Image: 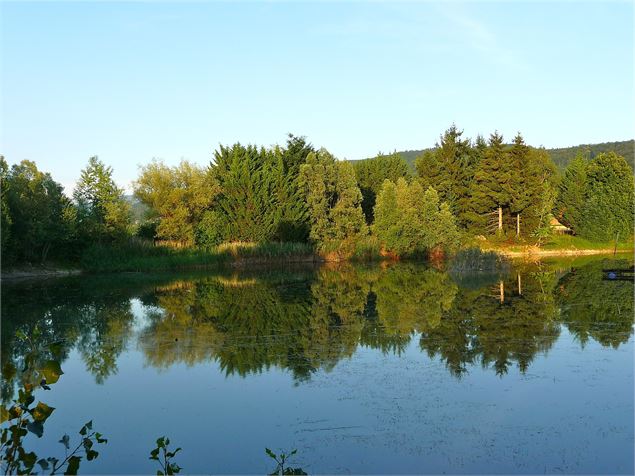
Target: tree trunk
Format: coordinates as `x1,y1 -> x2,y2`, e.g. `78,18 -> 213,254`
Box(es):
516,213 -> 520,237
41,242 -> 51,264
498,207 -> 503,232
499,280 -> 504,304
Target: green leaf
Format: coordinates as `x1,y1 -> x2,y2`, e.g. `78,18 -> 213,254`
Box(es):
59,434 -> 70,449
30,402 -> 55,422
37,458 -> 50,470
8,405 -> 23,419
15,329 -> 27,340
26,420 -> 44,437
0,405 -> 10,423
64,455 -> 81,475
265,448 -> 276,460
38,360 -> 64,385
48,341 -> 65,359
79,420 -> 92,436
86,449 -> 99,461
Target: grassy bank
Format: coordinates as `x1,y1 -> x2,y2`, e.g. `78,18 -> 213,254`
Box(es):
80,241 -> 317,272
479,234 -> 634,258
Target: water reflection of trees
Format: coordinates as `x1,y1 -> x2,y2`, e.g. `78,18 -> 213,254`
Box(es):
423,268 -> 561,377
555,259 -> 634,348
2,259 -> 633,395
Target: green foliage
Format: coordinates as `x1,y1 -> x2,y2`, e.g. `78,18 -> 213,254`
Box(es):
209,142 -> 309,243
449,248 -> 510,273
353,152 -> 410,224
299,149 -> 367,257
266,448 -> 307,475
554,153 -> 587,231
134,160 -> 219,245
556,259 -> 633,348
467,131 -> 514,232
378,139 -> 634,172
74,157 -> 131,244
79,240 -> 314,272
149,436 -> 181,475
373,179 -> 459,257
547,140 -> 634,171
1,157 -> 13,259
577,152 -> 634,241
2,159 -> 74,264
0,337 -> 106,475
415,124 -> 476,227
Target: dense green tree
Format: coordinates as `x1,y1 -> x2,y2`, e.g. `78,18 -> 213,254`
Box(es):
373,178 -> 459,257
3,160 -> 73,263
354,152 -> 410,224
509,135 -> 558,236
0,157 -> 12,258
415,125 -> 475,227
299,149 -> 367,257
577,152 -> 634,241
207,143 -> 308,244
467,132 -> 514,233
134,160 -> 219,245
74,157 -> 130,243
553,153 -> 588,232
281,134 -> 314,177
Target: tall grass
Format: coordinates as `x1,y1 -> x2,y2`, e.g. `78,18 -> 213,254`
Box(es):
542,234 -> 634,251
80,241 -> 317,273
449,247 -> 510,273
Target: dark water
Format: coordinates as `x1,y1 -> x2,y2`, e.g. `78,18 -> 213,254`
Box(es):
2,257 -> 634,474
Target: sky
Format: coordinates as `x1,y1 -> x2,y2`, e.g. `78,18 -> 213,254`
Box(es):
1,1 -> 633,193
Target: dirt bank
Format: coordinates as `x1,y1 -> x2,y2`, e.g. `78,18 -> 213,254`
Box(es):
1,268 -> 82,281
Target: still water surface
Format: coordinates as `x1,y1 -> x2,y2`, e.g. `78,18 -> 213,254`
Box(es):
2,257 -> 633,474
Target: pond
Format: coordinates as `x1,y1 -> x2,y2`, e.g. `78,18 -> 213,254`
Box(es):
1,256 -> 633,474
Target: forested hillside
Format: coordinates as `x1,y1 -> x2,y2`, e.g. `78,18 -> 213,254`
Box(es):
373,140 -> 634,171
547,140 -> 633,170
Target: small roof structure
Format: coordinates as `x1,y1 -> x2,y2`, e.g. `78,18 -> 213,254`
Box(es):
550,216 -> 571,233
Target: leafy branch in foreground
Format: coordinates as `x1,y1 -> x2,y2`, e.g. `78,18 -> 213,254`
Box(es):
266,448 -> 307,475
149,436 -> 181,475
0,333 -> 106,475
0,384 -> 107,475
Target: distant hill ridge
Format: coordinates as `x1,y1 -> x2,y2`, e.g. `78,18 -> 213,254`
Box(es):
360,139 -> 634,171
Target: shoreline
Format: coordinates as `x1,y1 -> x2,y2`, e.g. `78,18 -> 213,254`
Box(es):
2,247 -> 632,281
490,247 -> 634,258
1,268 -> 83,281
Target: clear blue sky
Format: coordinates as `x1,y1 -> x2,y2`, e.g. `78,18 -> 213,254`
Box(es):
1,1 -> 633,193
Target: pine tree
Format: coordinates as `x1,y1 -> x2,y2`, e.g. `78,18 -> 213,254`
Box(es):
415,125 -> 473,227
554,153 -> 588,232
467,131 -> 513,233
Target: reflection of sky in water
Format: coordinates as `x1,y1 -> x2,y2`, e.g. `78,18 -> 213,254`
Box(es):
3,259 -> 634,474
23,330 -> 634,474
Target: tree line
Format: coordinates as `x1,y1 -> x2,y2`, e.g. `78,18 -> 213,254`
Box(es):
1,127 -> 633,266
